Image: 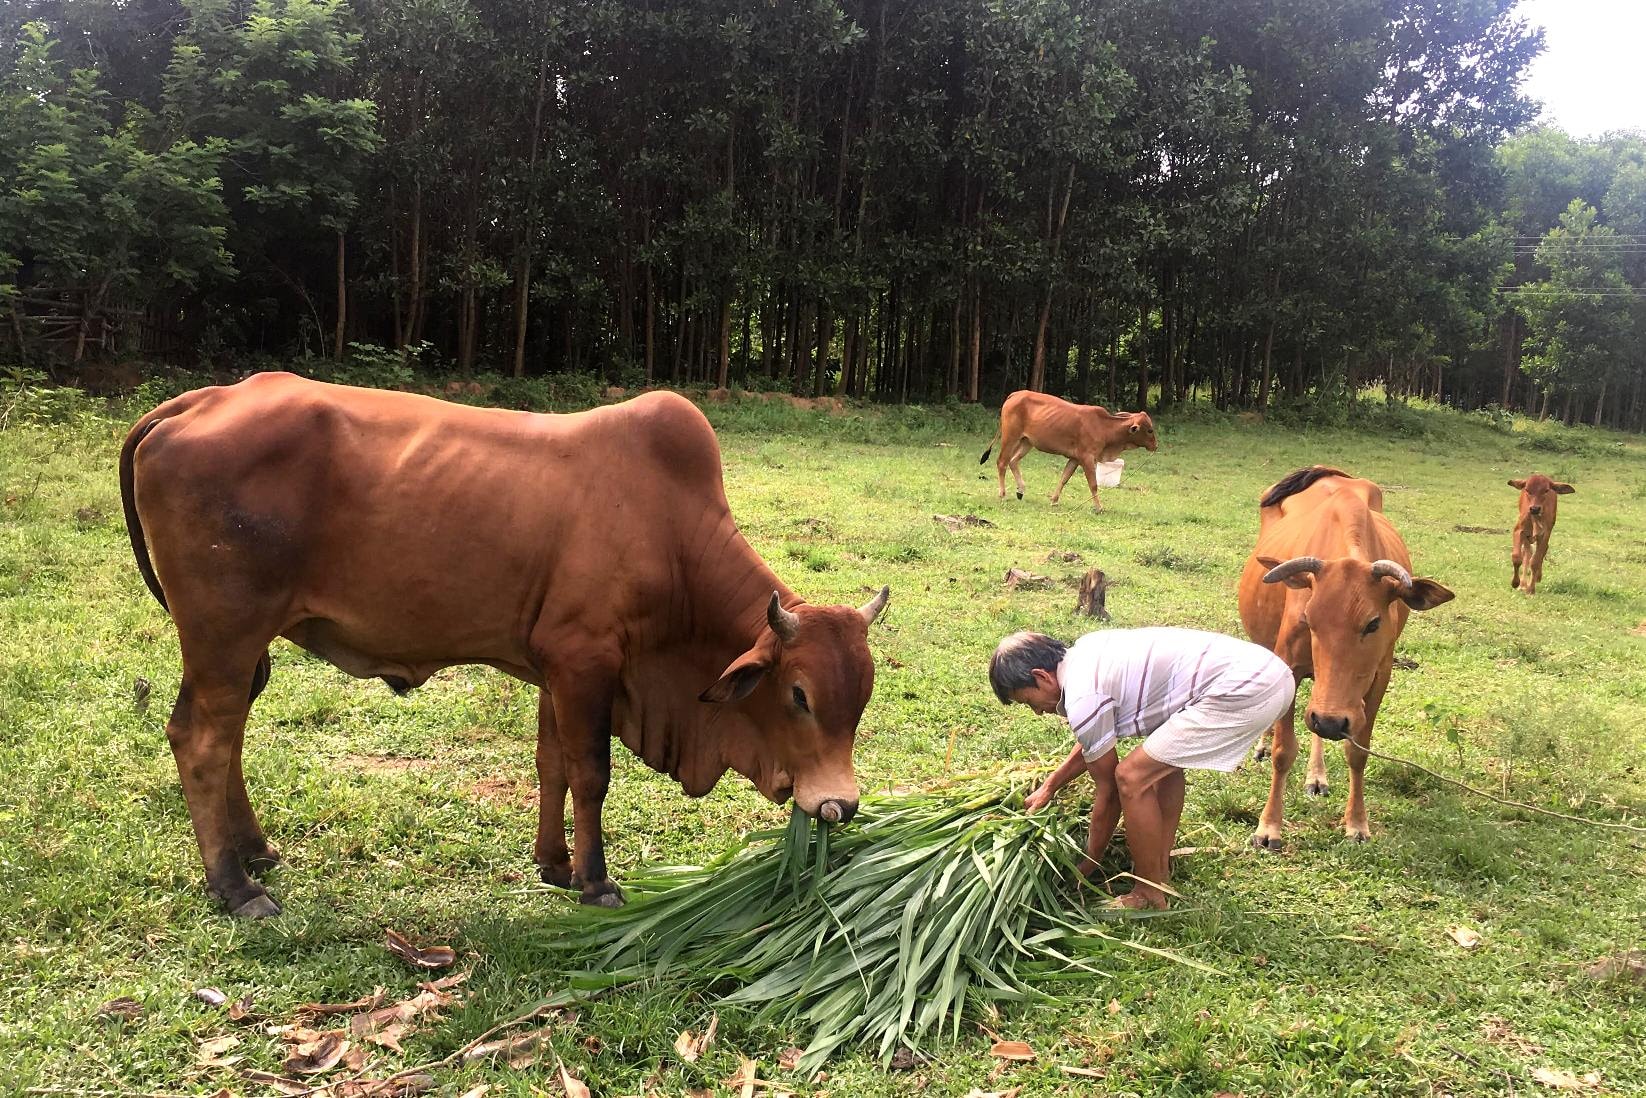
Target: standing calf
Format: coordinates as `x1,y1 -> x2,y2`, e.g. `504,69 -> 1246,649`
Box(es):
979,390 -> 1157,512
1509,474 -> 1574,595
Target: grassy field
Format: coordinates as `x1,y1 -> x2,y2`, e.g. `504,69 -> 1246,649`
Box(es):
2,381 -> 1644,1096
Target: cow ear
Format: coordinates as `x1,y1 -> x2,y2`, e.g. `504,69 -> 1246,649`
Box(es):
1128,423 -> 1139,433
1400,578 -> 1454,611
700,650 -> 772,703
1552,482 -> 1575,495
1508,479 -> 1526,490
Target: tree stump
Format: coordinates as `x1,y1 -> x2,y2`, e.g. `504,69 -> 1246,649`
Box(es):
1076,568 -> 1110,621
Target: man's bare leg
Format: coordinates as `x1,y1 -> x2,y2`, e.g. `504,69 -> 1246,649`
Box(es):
1112,747 -> 1182,909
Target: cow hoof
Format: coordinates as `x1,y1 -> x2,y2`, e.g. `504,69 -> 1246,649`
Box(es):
537,862 -> 576,889
230,893 -> 282,919
580,884 -> 625,908
1345,829 -> 1369,843
1015,491 -> 1024,501
1250,833 -> 1284,853
243,847 -> 282,875
1254,746 -> 1271,763
1305,780 -> 1329,798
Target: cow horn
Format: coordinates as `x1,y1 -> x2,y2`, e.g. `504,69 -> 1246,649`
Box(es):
858,584 -> 890,625
1369,560 -> 1412,589
1262,556 -> 1323,584
768,591 -> 800,642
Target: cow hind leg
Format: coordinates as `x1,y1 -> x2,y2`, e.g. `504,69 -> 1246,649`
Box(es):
533,692 -> 575,889
1304,732 -> 1329,797
1251,707 -> 1297,851
167,660 -> 281,918
1007,440 -> 1031,500
227,650 -> 279,873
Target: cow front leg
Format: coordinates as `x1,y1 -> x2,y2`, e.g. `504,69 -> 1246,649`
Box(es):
533,691 -> 574,889
1510,539 -> 1523,589
546,667 -> 624,908
168,671 -> 280,918
1304,732 -> 1329,797
1251,706 -> 1296,851
1081,460 -> 1104,513
1343,673 -> 1390,842
1528,539 -> 1546,595
1051,459 -> 1078,504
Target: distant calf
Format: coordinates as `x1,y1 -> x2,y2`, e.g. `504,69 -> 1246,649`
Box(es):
1510,474 -> 1574,595
979,391 -> 1157,512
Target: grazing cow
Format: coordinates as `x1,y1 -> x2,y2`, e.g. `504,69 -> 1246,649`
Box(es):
1509,474 -> 1575,595
979,391 -> 1157,512
1238,466 -> 1453,849
120,373 -> 889,917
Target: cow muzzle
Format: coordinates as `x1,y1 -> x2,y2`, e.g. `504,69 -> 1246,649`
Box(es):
817,798 -> 858,825
1306,711 -> 1351,741
1528,505 -> 1543,517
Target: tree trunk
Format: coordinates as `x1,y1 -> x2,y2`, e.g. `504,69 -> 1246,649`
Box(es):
1136,300 -> 1150,410
1593,377 -> 1607,426
643,259 -> 655,383
1257,314 -> 1275,410
717,297 -> 731,390
1107,327 -> 1117,407
333,231 -> 347,360
967,280 -> 982,402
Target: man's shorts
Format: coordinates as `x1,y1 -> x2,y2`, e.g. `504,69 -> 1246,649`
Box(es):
1138,663 -> 1296,772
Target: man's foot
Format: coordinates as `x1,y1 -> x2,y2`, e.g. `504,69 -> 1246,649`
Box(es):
1109,889 -> 1168,911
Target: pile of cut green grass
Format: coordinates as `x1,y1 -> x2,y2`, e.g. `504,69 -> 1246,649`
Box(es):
538,773 -> 1208,1074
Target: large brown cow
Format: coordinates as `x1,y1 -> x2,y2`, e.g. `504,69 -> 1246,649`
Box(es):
120,373 -> 889,917
979,391 -> 1157,512
1509,473 -> 1575,595
1238,466 -> 1453,850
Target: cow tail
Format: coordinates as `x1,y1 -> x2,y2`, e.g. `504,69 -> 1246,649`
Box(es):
120,412 -> 169,613
979,432 -> 998,465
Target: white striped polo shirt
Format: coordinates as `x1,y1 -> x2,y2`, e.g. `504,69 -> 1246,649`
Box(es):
1057,627 -> 1290,760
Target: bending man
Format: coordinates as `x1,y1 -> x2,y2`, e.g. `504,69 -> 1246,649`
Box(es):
990,628 -> 1293,909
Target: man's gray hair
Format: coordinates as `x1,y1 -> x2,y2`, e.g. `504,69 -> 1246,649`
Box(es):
989,631 -> 1067,704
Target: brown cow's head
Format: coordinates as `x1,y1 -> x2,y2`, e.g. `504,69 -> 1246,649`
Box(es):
1259,556 -> 1452,742
699,587 -> 888,824
1509,474 -> 1573,521
1127,412 -> 1158,452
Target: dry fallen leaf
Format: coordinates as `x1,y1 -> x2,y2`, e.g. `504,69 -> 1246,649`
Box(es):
964,1089 -> 1021,1098
560,1062 -> 593,1098
197,1034 -> 242,1065
989,1040 -> 1036,1062
421,970 -> 470,992
96,997 -> 144,1021
195,987 -> 229,1007
300,987 -> 387,1017
1532,1067 -> 1601,1090
1446,924 -> 1482,950
228,994 -> 257,1022
383,928 -> 457,970
463,1028 -> 553,1065
777,1046 -> 805,1072
456,1087 -> 491,1098
283,1031 -> 352,1075
888,1048 -> 918,1071
1059,1065 -> 1105,1078
241,1070 -> 309,1096
673,1014 -> 719,1062
1106,998 -> 1123,1015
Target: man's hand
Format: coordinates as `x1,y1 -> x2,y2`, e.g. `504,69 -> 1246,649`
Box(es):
1024,784 -> 1055,813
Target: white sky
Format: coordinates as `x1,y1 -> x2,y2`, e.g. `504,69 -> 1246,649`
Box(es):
1516,0 -> 1646,136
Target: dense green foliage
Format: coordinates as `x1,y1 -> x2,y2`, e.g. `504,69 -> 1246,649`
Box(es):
1,0 -> 1643,425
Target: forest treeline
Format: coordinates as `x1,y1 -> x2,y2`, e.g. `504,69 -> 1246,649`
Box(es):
2,0 -> 1644,426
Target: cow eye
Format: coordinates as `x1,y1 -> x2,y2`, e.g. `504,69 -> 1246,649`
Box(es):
1362,618 -> 1381,636
792,686 -> 810,712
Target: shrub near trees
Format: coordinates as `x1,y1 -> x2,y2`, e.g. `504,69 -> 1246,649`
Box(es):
1,0 -> 1642,427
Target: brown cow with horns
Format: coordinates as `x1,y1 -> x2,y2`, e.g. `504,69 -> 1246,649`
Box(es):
1239,466 -> 1453,850
121,373 -> 889,917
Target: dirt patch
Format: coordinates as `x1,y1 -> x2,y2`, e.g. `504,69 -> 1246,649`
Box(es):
1480,1014 -> 1542,1056
471,776 -> 537,807
1453,524 -> 1508,535
338,754 -> 438,774
1632,622 -> 1646,638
